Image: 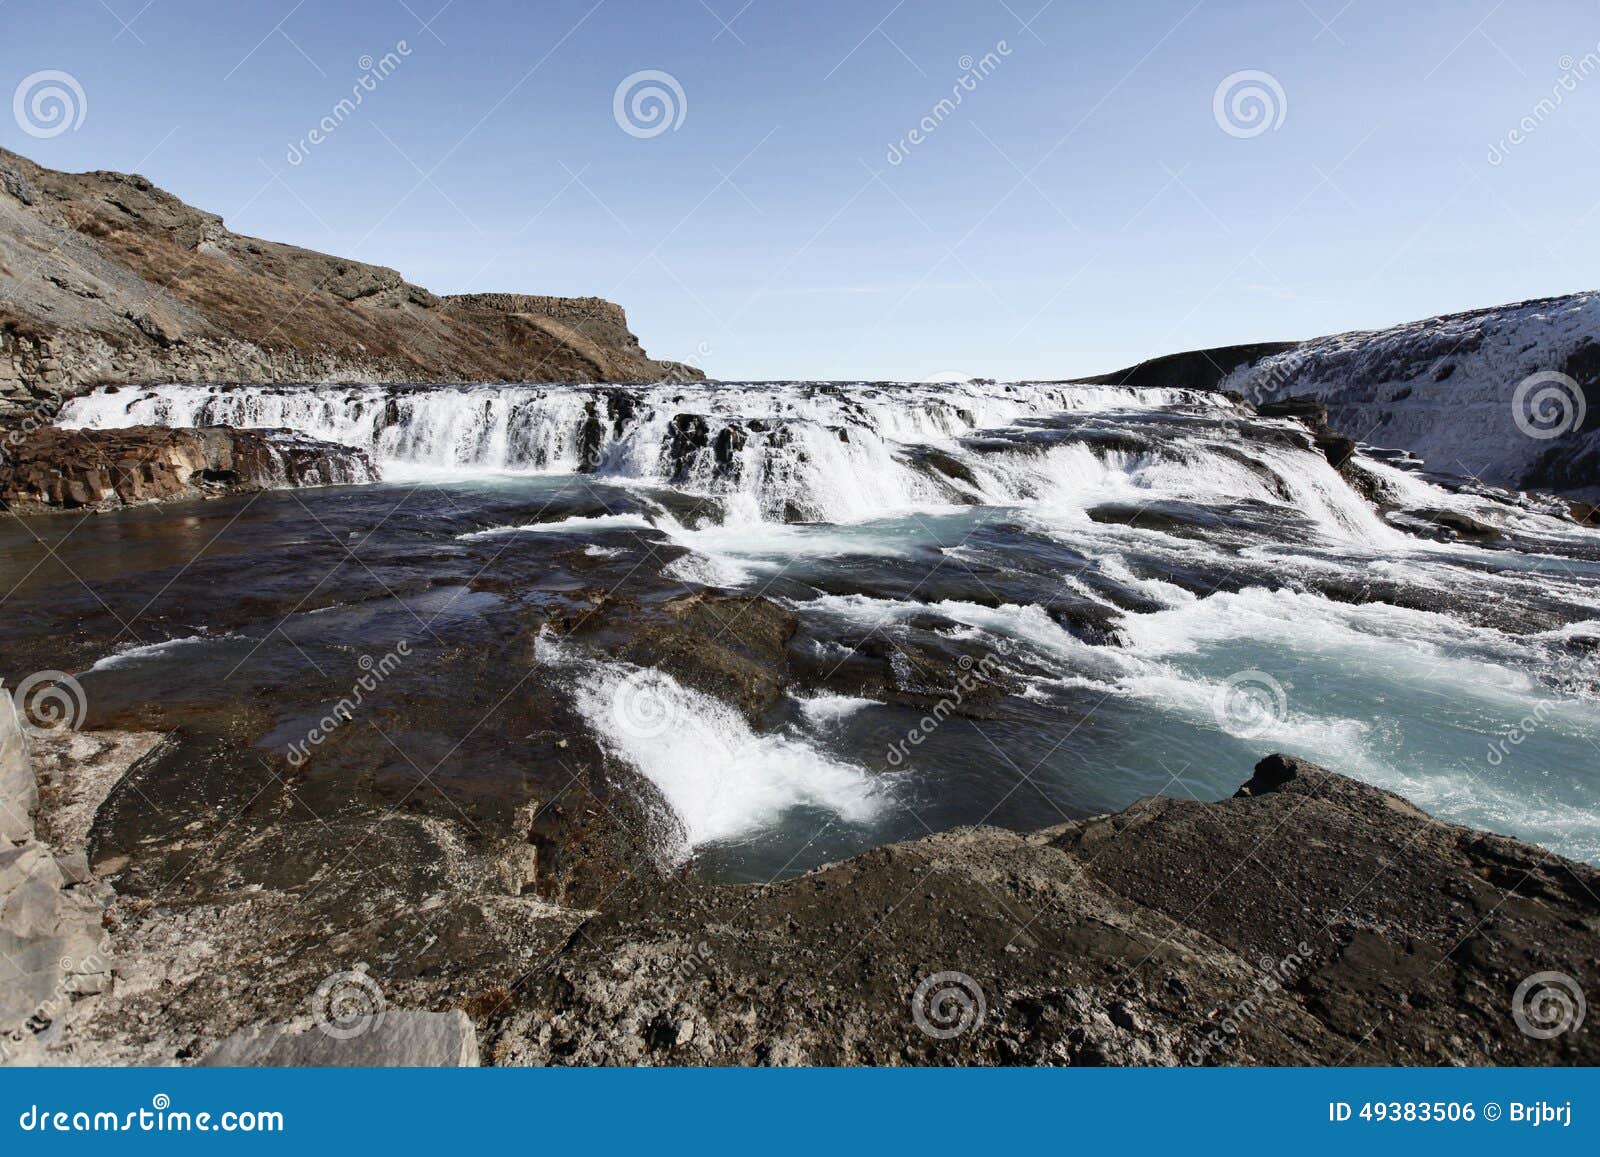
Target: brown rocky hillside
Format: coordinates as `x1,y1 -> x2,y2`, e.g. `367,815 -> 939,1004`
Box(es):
0,147 -> 699,424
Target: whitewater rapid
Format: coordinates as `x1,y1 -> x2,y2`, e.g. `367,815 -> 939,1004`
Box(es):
55,379 -> 1600,868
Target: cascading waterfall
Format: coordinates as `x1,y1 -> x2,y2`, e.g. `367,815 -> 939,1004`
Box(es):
60,380 -> 1400,537
42,377 -> 1600,869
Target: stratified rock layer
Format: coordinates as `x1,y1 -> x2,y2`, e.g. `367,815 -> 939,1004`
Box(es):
0,424 -> 376,511
202,1011 -> 478,1067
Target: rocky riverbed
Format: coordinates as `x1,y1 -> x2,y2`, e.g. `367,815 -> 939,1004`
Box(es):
2,374 -> 1596,1067
6,683 -> 1596,1066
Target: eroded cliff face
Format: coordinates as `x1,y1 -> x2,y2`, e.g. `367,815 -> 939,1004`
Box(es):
0,425 -> 377,512
0,147 -> 701,424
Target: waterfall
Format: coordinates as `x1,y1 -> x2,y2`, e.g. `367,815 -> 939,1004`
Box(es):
58,379 -> 1409,544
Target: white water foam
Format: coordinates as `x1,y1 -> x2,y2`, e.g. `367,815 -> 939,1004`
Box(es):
457,512 -> 658,540
544,636 -> 888,858
793,693 -> 882,728
88,633 -> 241,671
59,380 -> 1218,524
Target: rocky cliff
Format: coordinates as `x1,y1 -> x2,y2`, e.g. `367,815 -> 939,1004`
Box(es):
0,147 -> 701,426
1085,294 -> 1600,498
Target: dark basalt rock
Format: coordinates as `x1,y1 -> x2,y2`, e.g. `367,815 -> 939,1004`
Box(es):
1233,751 -> 1310,796
712,424 -> 747,478
1392,507 -> 1501,542
1257,396 -> 1356,468
550,590 -> 798,721
577,403 -> 606,472
489,754 -> 1600,1066
604,388 -> 642,437
665,413 -> 711,482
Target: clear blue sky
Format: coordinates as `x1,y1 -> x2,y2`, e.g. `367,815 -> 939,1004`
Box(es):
7,0 -> 1600,379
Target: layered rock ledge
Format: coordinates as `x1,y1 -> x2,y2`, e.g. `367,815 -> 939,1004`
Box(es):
0,424 -> 376,512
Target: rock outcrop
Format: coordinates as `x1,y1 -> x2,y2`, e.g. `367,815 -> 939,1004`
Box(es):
487,755 -> 1600,1067
0,424 -> 376,511
0,422 -> 376,512
0,146 -> 701,428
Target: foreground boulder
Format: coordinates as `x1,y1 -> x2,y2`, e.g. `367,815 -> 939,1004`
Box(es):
0,424 -> 376,511
1,695 -> 116,1066
488,755 -> 1599,1066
